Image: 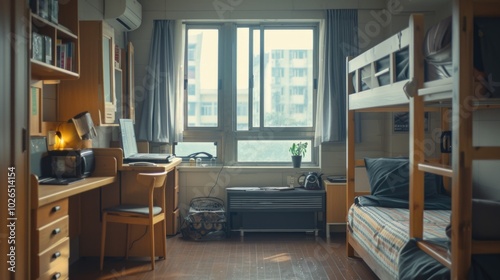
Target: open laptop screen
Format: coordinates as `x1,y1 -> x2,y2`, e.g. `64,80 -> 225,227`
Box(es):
119,119 -> 139,158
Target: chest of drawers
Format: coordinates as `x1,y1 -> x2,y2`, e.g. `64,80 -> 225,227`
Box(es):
32,199 -> 70,280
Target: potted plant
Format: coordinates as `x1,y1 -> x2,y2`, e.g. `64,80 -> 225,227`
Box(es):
289,142 -> 307,168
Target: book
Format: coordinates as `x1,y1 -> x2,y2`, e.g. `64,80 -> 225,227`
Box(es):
326,176 -> 347,183
32,32 -> 44,62
38,0 -> 49,20
44,35 -> 52,64
49,0 -> 58,24
58,43 -> 66,69
66,42 -> 72,71
114,45 -> 121,68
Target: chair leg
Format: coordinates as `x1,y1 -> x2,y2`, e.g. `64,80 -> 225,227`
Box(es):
162,218 -> 167,259
125,224 -> 131,260
100,214 -> 107,271
150,224 -> 155,270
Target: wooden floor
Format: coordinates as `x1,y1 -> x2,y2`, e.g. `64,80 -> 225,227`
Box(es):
71,231 -> 378,280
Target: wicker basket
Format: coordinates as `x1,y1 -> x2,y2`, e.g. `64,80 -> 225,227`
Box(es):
181,197 -> 226,241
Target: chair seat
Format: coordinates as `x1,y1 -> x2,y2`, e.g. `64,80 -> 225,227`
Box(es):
104,204 -> 162,216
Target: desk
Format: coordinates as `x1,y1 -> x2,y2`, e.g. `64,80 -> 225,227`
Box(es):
30,148 -> 119,280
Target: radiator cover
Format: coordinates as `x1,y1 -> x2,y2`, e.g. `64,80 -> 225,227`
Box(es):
226,188 -> 326,235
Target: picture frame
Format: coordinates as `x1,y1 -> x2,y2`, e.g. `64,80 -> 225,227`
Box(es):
393,112 -> 429,132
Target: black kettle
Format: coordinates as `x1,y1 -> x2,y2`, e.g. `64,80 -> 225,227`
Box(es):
300,172 -> 324,190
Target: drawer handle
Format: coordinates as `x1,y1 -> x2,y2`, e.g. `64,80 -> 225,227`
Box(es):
52,228 -> 61,235
52,272 -> 61,280
52,206 -> 61,212
52,251 -> 61,259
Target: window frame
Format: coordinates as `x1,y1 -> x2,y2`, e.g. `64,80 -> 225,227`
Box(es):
181,21 -> 320,166
183,24 -> 223,131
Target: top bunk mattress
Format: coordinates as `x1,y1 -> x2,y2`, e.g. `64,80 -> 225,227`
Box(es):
349,15 -> 500,107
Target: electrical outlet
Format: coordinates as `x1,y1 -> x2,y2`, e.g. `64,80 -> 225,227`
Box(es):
287,176 -> 295,186
47,131 -> 56,146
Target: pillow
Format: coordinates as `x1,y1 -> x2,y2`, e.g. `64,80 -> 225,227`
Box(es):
364,157 -> 442,199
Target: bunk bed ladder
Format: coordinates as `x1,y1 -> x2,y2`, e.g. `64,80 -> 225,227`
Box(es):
412,1 -> 500,278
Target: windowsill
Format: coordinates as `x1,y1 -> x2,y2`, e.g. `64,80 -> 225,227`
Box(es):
177,163 -> 321,172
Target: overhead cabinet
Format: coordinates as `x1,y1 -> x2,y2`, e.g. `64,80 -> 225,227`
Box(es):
58,21 -> 117,125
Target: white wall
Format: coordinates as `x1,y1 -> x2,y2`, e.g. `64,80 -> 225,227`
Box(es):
473,110 -> 500,200
75,0 -> 500,227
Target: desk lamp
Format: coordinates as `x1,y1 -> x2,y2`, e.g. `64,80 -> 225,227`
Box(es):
72,111 -> 97,148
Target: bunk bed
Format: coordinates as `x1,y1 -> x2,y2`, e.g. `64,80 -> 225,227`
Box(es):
345,1 -> 500,279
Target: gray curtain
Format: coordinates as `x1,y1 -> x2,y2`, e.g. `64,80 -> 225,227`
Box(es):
137,20 -> 176,143
315,9 -> 360,144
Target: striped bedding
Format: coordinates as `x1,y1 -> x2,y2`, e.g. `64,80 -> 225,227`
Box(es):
348,204 -> 450,279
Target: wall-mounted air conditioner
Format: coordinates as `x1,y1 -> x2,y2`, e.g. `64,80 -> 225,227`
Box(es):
105,0 -> 142,31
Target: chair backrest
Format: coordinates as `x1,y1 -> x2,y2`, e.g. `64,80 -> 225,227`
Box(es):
136,172 -> 168,189
136,172 -> 168,216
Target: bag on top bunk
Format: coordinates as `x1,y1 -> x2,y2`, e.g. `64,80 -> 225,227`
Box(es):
424,16 -> 500,98
424,16 -> 453,81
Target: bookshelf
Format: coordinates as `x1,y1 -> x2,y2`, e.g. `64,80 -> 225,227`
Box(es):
30,0 -> 79,80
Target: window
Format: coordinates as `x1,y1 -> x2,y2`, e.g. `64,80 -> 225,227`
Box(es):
185,28 -> 219,128
181,23 -> 318,165
175,142 -> 217,158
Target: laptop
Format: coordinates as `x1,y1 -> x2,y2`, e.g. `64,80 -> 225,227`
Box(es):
30,136 -> 84,185
119,119 -> 174,163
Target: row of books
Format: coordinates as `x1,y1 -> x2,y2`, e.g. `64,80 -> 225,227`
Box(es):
32,31 -> 75,71
30,0 -> 58,24
56,40 -> 76,71
32,32 -> 52,65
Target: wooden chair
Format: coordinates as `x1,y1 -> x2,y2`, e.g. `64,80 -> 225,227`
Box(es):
100,171 -> 168,270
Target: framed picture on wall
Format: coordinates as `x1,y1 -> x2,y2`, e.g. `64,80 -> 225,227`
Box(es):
393,112 -> 429,132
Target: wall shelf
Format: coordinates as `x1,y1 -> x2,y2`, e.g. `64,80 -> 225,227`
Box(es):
30,0 -> 79,80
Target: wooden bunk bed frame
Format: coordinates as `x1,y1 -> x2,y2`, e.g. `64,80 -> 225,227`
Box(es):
345,1 -> 500,279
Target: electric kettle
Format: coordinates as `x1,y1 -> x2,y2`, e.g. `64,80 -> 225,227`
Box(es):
299,172 -> 324,190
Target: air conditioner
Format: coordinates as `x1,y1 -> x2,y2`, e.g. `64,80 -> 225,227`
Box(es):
105,0 -> 142,31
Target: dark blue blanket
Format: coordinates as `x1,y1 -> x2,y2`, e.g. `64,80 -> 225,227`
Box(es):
398,239 -> 500,280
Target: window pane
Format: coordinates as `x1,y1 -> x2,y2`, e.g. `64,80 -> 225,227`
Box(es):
174,142 -> 217,158
263,29 -> 313,128
236,28 -> 249,131
252,29 -> 261,128
237,140 -> 311,162
186,29 -> 219,127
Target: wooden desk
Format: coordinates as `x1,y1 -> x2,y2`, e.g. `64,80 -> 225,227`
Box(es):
33,177 -> 116,208
30,148 -> 119,280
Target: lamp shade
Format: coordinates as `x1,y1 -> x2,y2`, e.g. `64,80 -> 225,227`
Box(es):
72,111 -> 97,140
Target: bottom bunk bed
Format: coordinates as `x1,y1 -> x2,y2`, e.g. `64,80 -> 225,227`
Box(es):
347,158 -> 500,280
348,204 -> 449,279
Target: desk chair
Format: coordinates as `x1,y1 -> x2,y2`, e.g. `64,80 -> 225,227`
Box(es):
100,171 -> 168,270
